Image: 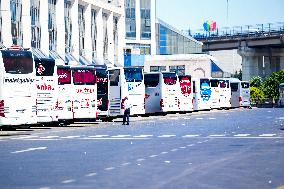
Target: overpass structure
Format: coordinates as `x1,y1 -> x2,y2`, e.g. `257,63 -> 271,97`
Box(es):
194,23 -> 284,80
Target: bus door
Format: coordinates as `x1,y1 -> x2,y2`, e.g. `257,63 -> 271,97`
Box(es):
230,79 -> 240,108
108,68 -> 126,117
57,65 -> 73,122
72,66 -> 97,120
96,68 -> 109,118
210,79 -> 221,109
161,72 -> 179,112
240,82 -> 250,107
144,73 -> 161,114
35,58 -> 58,123
0,49 -> 36,127
124,67 -> 145,115
178,75 -> 193,112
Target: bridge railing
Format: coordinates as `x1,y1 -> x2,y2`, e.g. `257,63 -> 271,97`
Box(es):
193,22 -> 284,41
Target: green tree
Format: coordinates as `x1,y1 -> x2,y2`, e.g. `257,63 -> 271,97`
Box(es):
263,69 -> 284,100
250,76 -> 263,88
250,87 -> 265,104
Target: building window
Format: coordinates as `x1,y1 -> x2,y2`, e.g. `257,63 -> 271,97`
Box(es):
140,0 -> 151,40
113,16 -> 118,64
64,0 -> 72,53
127,43 -> 151,55
125,0 -> 136,38
78,5 -> 85,56
10,0 -> 23,45
103,12 -> 108,60
48,0 -> 57,51
150,66 -> 166,72
170,65 -> 185,76
91,10 -> 97,59
30,0 -> 41,48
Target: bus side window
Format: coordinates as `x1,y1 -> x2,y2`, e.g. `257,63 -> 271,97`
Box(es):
109,70 -> 120,86
193,81 -> 196,93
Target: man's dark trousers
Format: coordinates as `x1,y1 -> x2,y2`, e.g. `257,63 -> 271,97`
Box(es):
123,108 -> 130,125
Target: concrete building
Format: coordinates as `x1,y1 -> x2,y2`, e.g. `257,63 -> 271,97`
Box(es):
144,54 -> 227,78
0,0 -> 125,66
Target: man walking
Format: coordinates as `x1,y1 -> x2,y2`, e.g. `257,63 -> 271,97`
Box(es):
122,96 -> 131,125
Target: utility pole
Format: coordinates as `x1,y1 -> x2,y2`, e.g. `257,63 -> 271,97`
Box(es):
226,0 -> 229,26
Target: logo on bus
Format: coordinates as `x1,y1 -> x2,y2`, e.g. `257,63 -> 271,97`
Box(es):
96,78 -> 107,83
128,83 -> 142,91
58,73 -> 68,79
36,84 -> 54,91
76,88 -> 96,94
4,77 -> 35,84
200,82 -> 211,101
36,63 -> 45,75
180,77 -> 191,97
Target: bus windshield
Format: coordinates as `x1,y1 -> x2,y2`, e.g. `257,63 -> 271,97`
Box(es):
144,74 -> 159,87
163,73 -> 177,85
57,67 -> 71,85
2,50 -> 33,74
241,82 -> 249,88
73,69 -> 96,85
124,68 -> 143,82
35,60 -> 55,76
230,83 -> 239,92
96,69 -> 108,95
210,79 -> 219,87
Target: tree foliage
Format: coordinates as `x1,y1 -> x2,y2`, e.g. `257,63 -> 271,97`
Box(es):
263,69 -> 284,99
250,87 -> 265,103
250,76 -> 263,88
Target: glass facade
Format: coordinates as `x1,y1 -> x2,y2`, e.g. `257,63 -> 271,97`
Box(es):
48,0 -> 57,51
10,0 -> 23,45
30,0 -> 41,48
169,65 -> 185,76
102,12 -> 108,59
156,20 -> 202,55
140,0 -> 151,39
91,9 -> 97,59
125,0 -> 136,38
78,5 -> 85,56
64,0 -> 71,53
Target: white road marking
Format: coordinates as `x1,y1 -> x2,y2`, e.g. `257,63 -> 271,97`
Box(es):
22,138 -> 60,141
179,146 -> 186,149
121,162 -> 131,166
164,161 -> 171,164
104,167 -> 115,171
38,187 -> 51,189
209,134 -> 226,137
182,135 -> 200,138
136,158 -> 146,162
208,117 -> 216,120
259,134 -> 276,137
277,117 -> 284,120
39,136 -> 59,139
61,179 -> 76,184
182,124 -> 186,126
80,137 -> 148,140
61,136 -> 80,139
133,135 -> 153,138
196,118 -> 203,120
184,117 -> 191,120
85,173 -> 97,177
161,152 -> 168,154
234,134 -> 251,137
88,135 -> 109,138
11,147 -> 47,154
197,141 -> 203,144
171,149 -> 178,152
149,155 -> 158,158
158,135 -> 176,138
111,135 -> 131,138
187,144 -> 195,147
11,136 -> 39,140
171,117 -> 179,120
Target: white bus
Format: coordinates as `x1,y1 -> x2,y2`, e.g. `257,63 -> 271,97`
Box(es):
0,46 -> 37,128
192,78 -> 211,111
240,81 -> 250,107
124,67 -> 145,115
71,65 -> 97,121
219,79 -> 231,109
278,83 -> 284,107
34,56 -> 59,125
210,78 -> 221,109
95,66 -> 109,119
108,67 -> 128,117
178,75 -> 193,112
57,65 -> 74,124
144,72 -> 180,114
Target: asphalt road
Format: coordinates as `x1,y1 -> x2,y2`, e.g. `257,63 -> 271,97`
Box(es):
0,108 -> 284,189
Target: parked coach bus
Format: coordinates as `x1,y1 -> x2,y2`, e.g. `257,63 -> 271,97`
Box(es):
34,54 -> 60,125
210,78 -> 221,109
240,81 -> 250,107
192,78 -> 211,111
178,75 -> 193,112
279,83 -> 284,107
0,46 -> 37,128
144,72 -> 180,114
229,78 -> 241,108
219,79 -> 231,109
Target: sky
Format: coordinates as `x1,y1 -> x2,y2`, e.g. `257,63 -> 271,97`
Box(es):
156,0 -> 284,33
